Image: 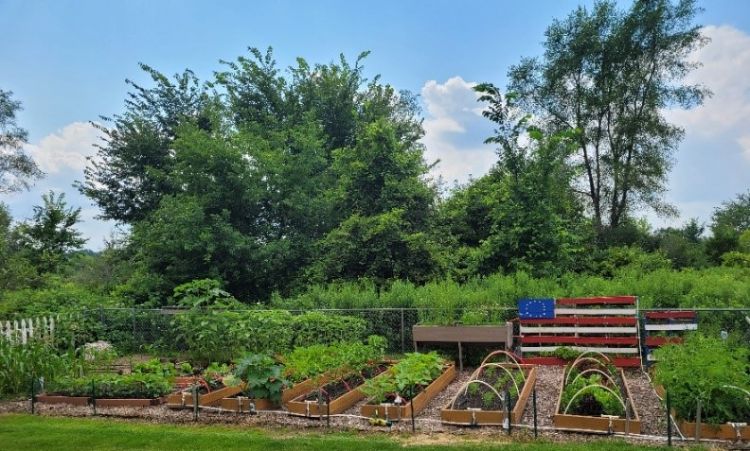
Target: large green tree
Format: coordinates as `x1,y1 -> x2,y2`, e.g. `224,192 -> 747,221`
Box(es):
14,191 -> 86,273
0,89 -> 42,194
507,0 -> 707,235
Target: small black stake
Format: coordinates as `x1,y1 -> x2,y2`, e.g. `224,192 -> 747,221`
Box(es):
91,379 -> 96,416
30,374 -> 36,415
410,387 -> 416,433
666,390 -> 672,447
532,388 -> 538,438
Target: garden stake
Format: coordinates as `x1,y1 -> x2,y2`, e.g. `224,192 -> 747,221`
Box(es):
192,385 -> 199,422
30,374 -> 36,415
410,387 -> 415,433
625,398 -> 631,436
326,393 -> 330,428
505,389 -> 511,435
532,388 -> 538,438
91,379 -> 96,416
666,390 -> 672,447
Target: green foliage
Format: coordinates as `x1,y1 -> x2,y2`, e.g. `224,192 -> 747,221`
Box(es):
52,372 -> 172,399
172,279 -> 243,309
282,337 -> 386,384
233,354 -> 288,403
560,372 -> 625,417
653,334 -> 750,424
0,89 -> 42,194
289,312 -> 367,348
132,358 -> 176,378
506,0 -> 706,231
13,192 -> 87,274
0,339 -> 81,397
361,352 -> 445,403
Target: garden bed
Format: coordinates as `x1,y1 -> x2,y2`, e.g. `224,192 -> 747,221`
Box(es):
678,421 -> 750,440
36,395 -> 89,406
360,363 -> 457,421
441,363 -> 536,426
553,355 -> 641,434
287,363 -> 391,417
218,396 -> 277,412
166,384 -> 243,409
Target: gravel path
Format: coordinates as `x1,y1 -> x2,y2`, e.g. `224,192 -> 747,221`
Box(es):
520,365 -> 563,428
624,369 -> 667,436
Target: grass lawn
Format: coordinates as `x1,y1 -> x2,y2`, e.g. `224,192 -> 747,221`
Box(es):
0,414 -> 693,451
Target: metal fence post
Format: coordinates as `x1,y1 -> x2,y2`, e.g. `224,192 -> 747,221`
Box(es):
532,388 -> 538,438
400,308 -> 405,353
91,379 -> 96,416
30,374 -> 36,415
505,389 -> 512,435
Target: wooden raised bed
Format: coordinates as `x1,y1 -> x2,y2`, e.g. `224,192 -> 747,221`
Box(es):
360,364 -> 457,421
94,397 -> 163,407
36,395 -> 89,406
441,364 -> 536,426
288,365 -> 393,417
166,384 -> 244,409
679,421 -> 750,441
553,368 -> 641,434
218,397 -> 277,412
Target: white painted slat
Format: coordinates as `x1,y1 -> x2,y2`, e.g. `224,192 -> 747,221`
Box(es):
521,346 -> 639,354
645,324 -> 697,331
520,326 -> 637,334
555,308 -> 637,316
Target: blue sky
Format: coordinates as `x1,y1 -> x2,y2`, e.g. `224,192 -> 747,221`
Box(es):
1,0 -> 749,249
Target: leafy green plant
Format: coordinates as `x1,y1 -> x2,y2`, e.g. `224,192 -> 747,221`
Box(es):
233,354 -> 288,403
0,338 -> 83,397
481,390 -> 495,409
132,358 -> 175,378
654,333 -> 750,424
51,373 -> 172,399
361,352 -> 445,404
560,372 -> 625,417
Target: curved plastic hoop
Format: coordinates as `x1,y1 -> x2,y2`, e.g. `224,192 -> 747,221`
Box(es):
565,356 -> 614,385
570,351 -> 611,368
450,380 -> 505,409
569,368 -> 617,388
472,362 -> 526,384
720,384 -> 750,400
480,350 -> 522,367
563,383 -> 627,415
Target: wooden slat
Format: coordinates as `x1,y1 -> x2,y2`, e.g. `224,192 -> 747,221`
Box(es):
520,317 -> 636,326
645,324 -> 697,331
521,346 -> 639,354
644,311 -> 696,320
520,336 -> 638,345
556,296 -> 636,305
555,308 -> 636,316
520,326 -> 637,334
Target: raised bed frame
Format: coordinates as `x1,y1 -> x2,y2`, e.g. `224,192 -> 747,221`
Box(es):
360,364 -> 457,421
287,365 -> 393,418
553,365 -> 641,434
441,363 -> 536,426
678,421 -> 750,441
218,396 -> 277,412
166,384 -> 244,409
36,394 -> 164,407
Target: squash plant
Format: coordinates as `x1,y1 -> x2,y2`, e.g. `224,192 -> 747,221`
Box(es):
233,354 -> 288,403
654,333 -> 750,424
362,351 -> 445,403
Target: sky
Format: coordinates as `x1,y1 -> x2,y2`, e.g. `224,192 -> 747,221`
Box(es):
1,0 -> 749,250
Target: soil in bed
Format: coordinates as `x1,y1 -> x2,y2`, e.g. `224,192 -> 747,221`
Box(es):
304,364 -> 388,402
450,368 -> 523,411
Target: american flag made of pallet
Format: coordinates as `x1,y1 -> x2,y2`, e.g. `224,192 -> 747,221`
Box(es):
641,310 -> 698,362
518,296 -> 641,367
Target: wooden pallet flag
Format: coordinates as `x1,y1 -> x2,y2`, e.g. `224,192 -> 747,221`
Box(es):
518,296 -> 641,367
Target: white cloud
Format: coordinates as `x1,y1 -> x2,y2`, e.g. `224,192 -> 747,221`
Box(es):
25,121 -> 101,174
420,76 -> 496,185
660,24 -> 750,226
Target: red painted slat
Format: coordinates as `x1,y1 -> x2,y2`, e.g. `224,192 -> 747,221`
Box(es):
645,336 -> 684,346
644,311 -> 696,320
556,296 -> 636,305
521,356 -> 641,368
521,336 -> 639,345
520,316 -> 637,326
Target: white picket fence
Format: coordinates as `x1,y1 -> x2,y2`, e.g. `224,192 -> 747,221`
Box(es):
1,316 -> 56,345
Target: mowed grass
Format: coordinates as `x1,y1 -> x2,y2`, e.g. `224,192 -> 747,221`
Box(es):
0,414 -> 691,451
